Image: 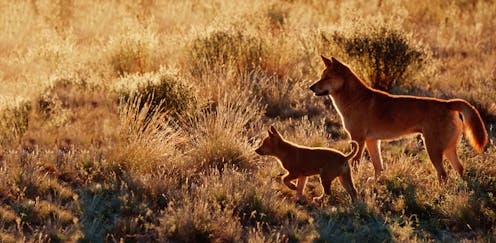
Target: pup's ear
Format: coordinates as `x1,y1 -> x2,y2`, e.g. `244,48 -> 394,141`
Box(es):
321,55 -> 333,67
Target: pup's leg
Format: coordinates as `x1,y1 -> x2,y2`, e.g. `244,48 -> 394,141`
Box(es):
282,173 -> 297,190
365,139 -> 384,181
314,172 -> 337,201
296,176 -> 307,199
339,171 -> 357,202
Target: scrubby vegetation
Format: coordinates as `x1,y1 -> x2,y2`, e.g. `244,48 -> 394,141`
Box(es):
0,0 -> 495,241
328,24 -> 428,91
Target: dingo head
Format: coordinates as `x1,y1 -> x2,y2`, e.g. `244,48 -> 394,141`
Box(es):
309,56 -> 347,96
255,126 -> 283,156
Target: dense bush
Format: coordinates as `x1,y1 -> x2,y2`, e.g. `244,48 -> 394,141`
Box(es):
119,71 -> 197,118
330,26 -> 427,91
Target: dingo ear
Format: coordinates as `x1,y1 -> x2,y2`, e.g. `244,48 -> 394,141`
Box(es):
269,126 -> 282,139
269,125 -> 276,135
321,55 -> 333,67
331,57 -> 345,68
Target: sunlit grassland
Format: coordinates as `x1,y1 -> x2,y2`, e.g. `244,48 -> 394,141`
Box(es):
0,0 -> 495,241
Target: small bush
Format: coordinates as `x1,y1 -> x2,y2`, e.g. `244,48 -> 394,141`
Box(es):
119,70 -> 197,119
190,30 -> 267,76
108,26 -> 160,76
330,26 -> 427,91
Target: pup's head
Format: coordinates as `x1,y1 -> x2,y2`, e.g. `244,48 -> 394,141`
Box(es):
309,55 -> 348,96
255,126 -> 283,156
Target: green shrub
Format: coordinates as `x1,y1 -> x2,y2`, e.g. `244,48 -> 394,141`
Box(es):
330,26 -> 427,91
190,30 -> 267,76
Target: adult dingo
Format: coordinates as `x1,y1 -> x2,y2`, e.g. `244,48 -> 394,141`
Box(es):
310,56 -> 488,183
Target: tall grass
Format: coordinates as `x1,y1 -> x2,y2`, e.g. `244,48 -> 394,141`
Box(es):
0,0 -> 495,241
184,92 -> 263,172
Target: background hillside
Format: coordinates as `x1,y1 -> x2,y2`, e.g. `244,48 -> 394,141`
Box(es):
0,0 -> 495,241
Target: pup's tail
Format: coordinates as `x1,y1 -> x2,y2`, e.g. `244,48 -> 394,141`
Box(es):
448,99 -> 488,152
345,140 -> 360,161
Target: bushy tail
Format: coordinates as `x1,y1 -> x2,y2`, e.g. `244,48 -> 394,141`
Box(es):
345,140 -> 360,161
448,99 -> 488,152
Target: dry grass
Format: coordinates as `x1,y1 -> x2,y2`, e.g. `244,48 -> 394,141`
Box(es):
0,0 -> 495,241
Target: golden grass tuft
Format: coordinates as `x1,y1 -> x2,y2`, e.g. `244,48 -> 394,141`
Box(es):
185,92 -> 263,172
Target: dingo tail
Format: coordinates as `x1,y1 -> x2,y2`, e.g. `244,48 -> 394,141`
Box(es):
345,140 -> 360,161
448,99 -> 488,152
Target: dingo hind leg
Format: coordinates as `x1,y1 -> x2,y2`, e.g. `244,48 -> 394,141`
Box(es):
443,120 -> 464,177
423,132 -> 448,183
445,146 -> 464,177
425,110 -> 465,182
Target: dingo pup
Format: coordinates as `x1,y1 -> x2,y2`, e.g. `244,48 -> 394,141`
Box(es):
310,56 -> 488,183
255,126 -> 358,202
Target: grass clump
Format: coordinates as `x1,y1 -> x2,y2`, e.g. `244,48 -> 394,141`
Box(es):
329,25 -> 428,91
78,183 -> 121,242
111,96 -> 185,174
190,30 -> 267,76
108,25 -> 160,76
159,198 -> 242,242
118,70 -> 197,118
185,94 -> 262,172
0,100 -> 31,145
315,204 -> 393,242
247,70 -> 320,119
